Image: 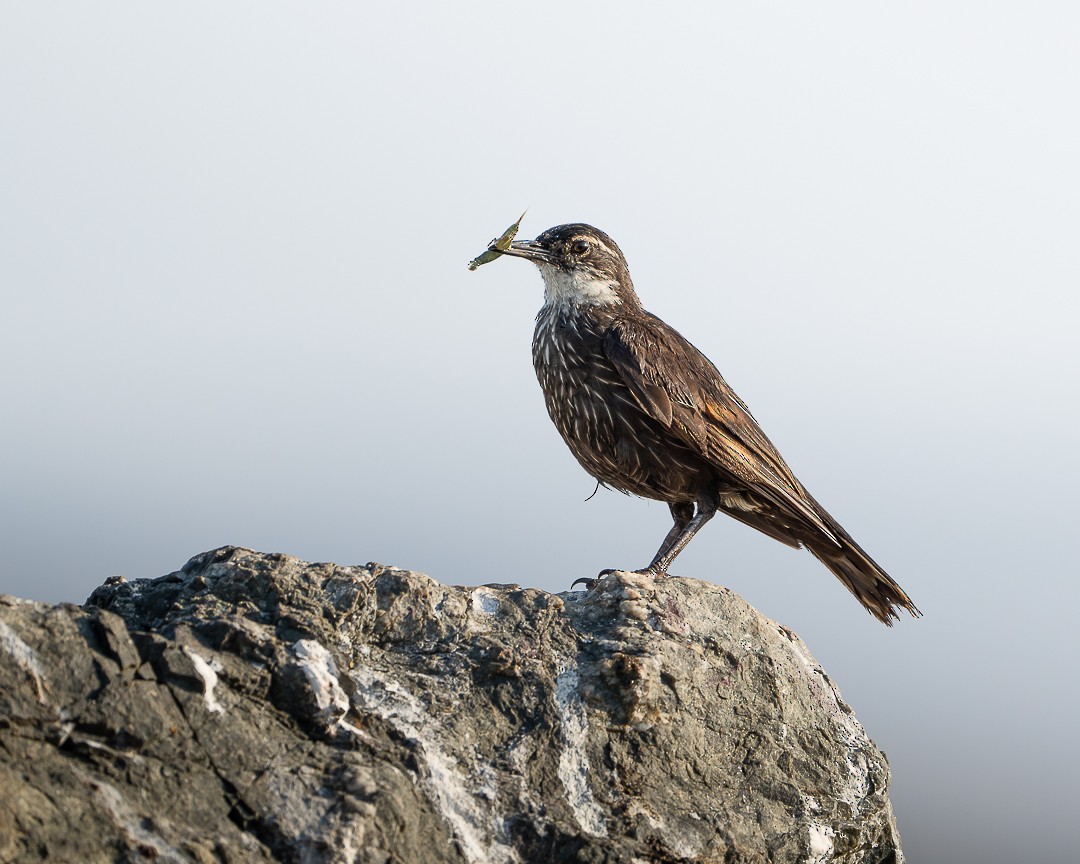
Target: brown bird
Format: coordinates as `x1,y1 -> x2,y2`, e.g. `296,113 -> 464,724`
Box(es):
501,223 -> 919,625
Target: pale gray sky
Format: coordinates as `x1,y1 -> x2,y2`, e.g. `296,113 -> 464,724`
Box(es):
3,4 -> 1078,860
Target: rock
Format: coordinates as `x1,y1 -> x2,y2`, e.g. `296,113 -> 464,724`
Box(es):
0,546 -> 902,863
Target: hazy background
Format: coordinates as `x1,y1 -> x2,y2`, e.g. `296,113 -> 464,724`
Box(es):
3,3 -> 1077,860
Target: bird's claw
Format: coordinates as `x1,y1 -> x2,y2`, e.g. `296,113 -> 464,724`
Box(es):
571,566 -> 664,592
575,567 -> 622,590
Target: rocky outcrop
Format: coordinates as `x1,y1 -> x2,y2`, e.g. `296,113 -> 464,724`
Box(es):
0,547 -> 902,863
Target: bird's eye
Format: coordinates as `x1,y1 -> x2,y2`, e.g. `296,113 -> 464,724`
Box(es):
572,239 -> 591,255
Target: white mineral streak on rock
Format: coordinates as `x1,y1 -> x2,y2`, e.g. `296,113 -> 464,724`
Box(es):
624,801 -> 701,859
0,619 -> 46,702
85,774 -> 188,863
554,668 -> 608,838
182,647 -> 224,714
292,639 -> 350,724
785,636 -> 871,809
350,665 -> 520,864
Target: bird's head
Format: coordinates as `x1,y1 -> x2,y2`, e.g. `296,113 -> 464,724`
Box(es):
503,223 -> 639,310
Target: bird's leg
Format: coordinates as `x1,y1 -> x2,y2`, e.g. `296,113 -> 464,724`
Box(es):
573,502 -> 699,589
648,502 -> 695,566
643,497 -> 718,576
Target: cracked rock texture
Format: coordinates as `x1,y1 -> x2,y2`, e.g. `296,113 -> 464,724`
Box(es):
0,546 -> 902,863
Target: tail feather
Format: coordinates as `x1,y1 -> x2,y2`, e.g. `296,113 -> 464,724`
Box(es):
806,531 -> 920,626
720,488 -> 920,625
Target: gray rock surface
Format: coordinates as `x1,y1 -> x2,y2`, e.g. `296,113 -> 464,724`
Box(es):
0,546 -> 902,863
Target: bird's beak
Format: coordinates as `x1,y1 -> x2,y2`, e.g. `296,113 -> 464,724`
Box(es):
502,239 -> 553,264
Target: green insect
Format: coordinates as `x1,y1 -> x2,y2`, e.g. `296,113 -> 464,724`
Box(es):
468,210 -> 527,271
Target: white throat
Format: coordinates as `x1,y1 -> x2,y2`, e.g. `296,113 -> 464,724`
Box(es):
537,264 -> 621,310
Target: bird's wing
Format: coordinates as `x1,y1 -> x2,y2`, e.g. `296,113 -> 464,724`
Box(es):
604,313 -> 839,544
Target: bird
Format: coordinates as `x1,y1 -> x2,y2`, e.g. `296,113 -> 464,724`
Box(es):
499,222 -> 919,625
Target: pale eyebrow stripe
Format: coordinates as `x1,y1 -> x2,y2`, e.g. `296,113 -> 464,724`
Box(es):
575,236 -> 616,257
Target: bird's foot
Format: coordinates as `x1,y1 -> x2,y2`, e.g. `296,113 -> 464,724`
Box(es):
571,566 -> 666,591
570,569 -> 622,591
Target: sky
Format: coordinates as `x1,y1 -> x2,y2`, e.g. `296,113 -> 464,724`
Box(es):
2,3 -> 1078,861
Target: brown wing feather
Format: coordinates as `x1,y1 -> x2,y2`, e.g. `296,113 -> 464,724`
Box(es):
603,313 -> 839,544
603,312 -> 920,625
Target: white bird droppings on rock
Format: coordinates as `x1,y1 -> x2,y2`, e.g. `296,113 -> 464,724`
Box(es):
807,820 -> 837,863
471,588 -> 501,617
182,647 -> 224,714
292,639 -> 350,724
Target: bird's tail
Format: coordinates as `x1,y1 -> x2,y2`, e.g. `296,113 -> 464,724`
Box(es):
805,521 -> 920,626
